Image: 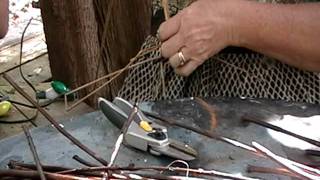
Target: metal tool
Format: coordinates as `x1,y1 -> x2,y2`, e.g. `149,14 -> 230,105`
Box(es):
98,97 -> 197,161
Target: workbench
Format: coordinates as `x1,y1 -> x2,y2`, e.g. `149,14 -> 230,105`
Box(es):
0,98 -> 319,179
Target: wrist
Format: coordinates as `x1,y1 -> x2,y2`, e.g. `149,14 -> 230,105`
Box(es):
224,0 -> 254,47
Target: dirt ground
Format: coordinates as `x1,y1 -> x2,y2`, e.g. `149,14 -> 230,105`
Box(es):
0,0 -> 93,140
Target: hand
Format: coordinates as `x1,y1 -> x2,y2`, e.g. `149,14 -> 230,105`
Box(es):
159,0 -> 240,76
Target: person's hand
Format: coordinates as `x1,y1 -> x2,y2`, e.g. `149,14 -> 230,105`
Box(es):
159,0 -> 241,76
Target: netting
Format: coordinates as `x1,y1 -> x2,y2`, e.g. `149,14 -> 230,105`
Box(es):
118,0 -> 320,104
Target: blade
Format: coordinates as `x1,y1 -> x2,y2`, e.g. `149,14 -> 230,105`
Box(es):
151,139 -> 197,161
169,139 -> 198,158
113,97 -> 147,123
98,97 -> 127,129
113,97 -> 135,116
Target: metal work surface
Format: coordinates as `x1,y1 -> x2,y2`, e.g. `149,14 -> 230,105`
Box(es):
0,98 -> 319,179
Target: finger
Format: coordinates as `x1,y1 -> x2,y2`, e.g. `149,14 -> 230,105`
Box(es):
175,60 -> 200,77
169,53 -> 181,69
158,12 -> 182,41
169,49 -> 190,69
161,33 -> 183,58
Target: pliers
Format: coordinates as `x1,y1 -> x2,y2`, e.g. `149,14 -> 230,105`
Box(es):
98,97 -> 197,161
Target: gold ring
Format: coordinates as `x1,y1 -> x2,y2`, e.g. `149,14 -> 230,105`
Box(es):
178,51 -> 186,66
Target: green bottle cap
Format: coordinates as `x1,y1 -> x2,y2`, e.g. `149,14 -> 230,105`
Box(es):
51,80 -> 70,94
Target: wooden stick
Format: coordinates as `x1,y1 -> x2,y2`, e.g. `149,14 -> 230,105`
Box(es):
0,169 -> 99,180
108,106 -> 138,167
143,111 -> 257,153
72,155 -> 98,167
8,161 -> 102,177
215,57 -> 264,82
11,101 -> 37,127
22,126 -> 46,180
305,149 -> 320,156
65,45 -> 159,97
242,114 -> 320,148
8,161 -> 70,172
161,0 -> 170,20
0,52 -> 47,76
252,142 -> 320,179
58,165 -> 258,180
64,46 -> 161,111
247,165 -> 299,178
144,111 -> 320,178
3,74 -> 109,166
65,55 -> 136,111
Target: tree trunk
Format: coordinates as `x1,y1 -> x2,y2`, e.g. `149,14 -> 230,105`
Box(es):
40,0 -> 152,107
40,0 -> 105,107
94,0 -> 152,98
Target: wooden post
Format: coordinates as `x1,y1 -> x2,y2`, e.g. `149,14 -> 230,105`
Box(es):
94,0 -> 152,98
40,0 -> 152,107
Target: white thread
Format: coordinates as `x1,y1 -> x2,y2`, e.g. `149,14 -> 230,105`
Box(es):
162,160 -> 190,178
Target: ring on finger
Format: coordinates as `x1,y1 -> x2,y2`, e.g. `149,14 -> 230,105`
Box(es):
178,51 -> 187,66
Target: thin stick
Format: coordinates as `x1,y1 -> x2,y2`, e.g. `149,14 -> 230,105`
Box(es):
0,169 -> 99,180
11,102 -> 37,127
65,45 -> 159,96
64,46 -> 161,111
108,106 -> 138,167
22,126 -> 46,180
252,142 -> 320,179
65,56 -> 136,111
3,73 -> 109,166
129,173 -> 180,180
8,161 -> 70,172
216,57 -> 265,83
242,115 -> 320,148
161,0 -> 170,20
58,165 -> 258,180
305,149 -> 320,157
144,111 -> 320,178
0,52 -> 47,76
72,155 -> 98,167
247,165 -> 299,178
143,111 -> 257,153
8,161 -> 102,177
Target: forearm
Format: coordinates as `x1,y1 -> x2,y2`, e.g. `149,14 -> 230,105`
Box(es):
233,1 -> 320,72
0,0 -> 9,38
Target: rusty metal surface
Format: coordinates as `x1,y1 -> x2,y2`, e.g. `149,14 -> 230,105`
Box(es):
0,98 -> 319,179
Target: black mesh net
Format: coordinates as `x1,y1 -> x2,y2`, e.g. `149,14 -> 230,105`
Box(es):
118,0 -> 320,104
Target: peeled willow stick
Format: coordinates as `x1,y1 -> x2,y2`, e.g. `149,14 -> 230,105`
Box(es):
108,106 -> 138,167
247,165 -> 299,178
161,0 -> 170,20
144,110 -> 320,179
22,126 -> 46,180
252,142 -> 320,180
58,165 -> 258,180
3,74 -> 109,166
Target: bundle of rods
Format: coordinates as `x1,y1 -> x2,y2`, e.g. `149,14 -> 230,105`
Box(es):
2,73 -> 320,180
4,0 -> 320,178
